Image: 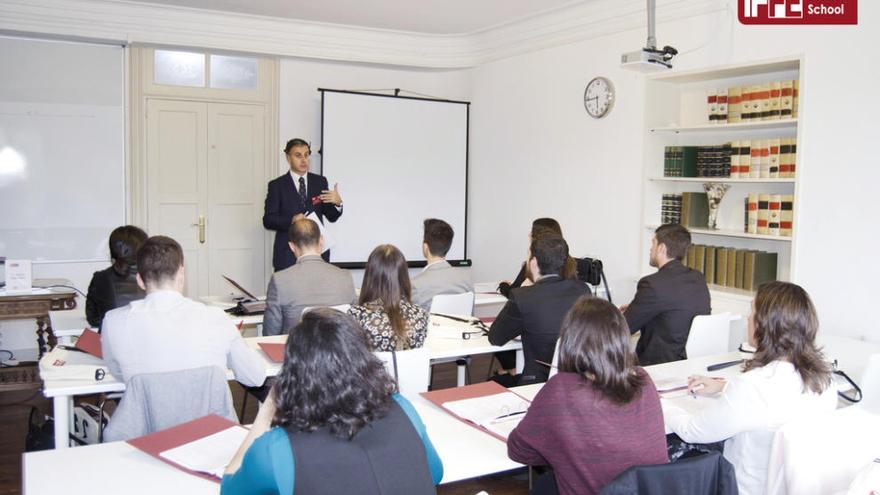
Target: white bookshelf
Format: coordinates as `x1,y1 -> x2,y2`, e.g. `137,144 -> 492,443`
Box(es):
641,57 -> 804,315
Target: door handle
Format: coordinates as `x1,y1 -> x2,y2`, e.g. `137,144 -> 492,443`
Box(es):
191,215 -> 206,243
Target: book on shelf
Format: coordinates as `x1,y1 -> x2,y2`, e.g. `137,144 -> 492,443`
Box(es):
693,245 -> 706,274
687,245 -> 696,269
758,140 -> 770,179
768,194 -> 782,236
739,140 -> 751,178
726,249 -> 737,288
734,249 -> 747,288
729,140 -> 740,179
728,87 -> 742,123
780,81 -> 794,118
717,89 -> 728,122
768,138 -> 781,178
706,79 -> 798,123
759,83 -> 772,121
793,79 -> 799,118
715,247 -> 729,286
769,81 -> 782,120
743,251 -> 778,291
707,90 -> 718,123
681,192 -> 709,229
705,246 -> 716,284
780,194 -> 794,236
747,193 -> 759,234
757,194 -> 770,234
661,194 -> 683,224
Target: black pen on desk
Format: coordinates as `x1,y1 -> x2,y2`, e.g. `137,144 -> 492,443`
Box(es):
707,359 -> 744,372
431,312 -> 474,324
491,411 -> 526,424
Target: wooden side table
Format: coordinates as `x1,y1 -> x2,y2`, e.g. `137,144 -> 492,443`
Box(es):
0,279 -> 78,358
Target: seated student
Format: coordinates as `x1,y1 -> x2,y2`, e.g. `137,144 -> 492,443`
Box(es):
488,234 -> 590,386
411,218 -> 473,310
86,225 -> 148,330
498,218 -> 578,297
101,236 -> 265,387
221,308 -> 443,494
665,281 -> 837,495
507,297 -> 668,495
263,218 -> 356,335
349,244 -> 429,352
622,223 -> 710,365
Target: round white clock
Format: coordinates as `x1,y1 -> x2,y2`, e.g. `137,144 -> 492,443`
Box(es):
584,77 -> 615,118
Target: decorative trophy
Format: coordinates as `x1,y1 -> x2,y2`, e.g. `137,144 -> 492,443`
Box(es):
703,182 -> 731,230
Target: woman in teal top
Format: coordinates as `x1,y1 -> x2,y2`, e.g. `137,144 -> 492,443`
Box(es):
222,308 -> 443,494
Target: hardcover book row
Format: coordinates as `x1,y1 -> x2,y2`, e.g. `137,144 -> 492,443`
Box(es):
663,139 -> 797,179
687,244 -> 778,293
707,80 -> 799,123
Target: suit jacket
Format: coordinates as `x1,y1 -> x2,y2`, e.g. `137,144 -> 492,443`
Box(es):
263,172 -> 342,272
263,254 -> 357,336
624,260 -> 711,366
488,275 -> 590,385
410,260 -> 474,310
85,264 -> 145,330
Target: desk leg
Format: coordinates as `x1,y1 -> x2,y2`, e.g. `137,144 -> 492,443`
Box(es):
515,350 -> 524,374
53,396 -> 71,449
36,316 -> 48,358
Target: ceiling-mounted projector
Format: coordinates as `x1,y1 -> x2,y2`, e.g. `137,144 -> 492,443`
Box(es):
622,0 -> 678,72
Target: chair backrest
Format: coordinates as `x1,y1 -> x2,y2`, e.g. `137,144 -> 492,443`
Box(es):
858,353 -> 880,414
374,347 -> 431,398
429,292 -> 475,316
103,366 -> 236,442
549,339 -> 560,379
685,313 -> 732,359
599,451 -> 738,495
301,304 -> 352,316
765,406 -> 880,495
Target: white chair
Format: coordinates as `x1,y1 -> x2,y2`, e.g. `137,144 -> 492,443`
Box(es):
374,347 -> 431,398
765,406 -> 880,495
549,339 -> 560,379
429,292 -> 475,316
429,292 -> 476,386
858,353 -> 880,414
685,313 -> 732,359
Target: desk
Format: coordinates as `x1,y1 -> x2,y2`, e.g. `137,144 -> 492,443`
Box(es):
40,316 -> 523,449
0,279 -> 77,357
26,337 -> 880,492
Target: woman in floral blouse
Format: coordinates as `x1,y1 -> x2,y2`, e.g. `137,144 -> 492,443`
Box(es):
349,244 -> 429,351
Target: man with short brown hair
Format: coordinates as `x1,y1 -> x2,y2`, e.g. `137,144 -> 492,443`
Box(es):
622,224 -> 711,366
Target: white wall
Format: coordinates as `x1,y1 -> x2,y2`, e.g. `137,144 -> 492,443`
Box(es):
468,3 -> 880,340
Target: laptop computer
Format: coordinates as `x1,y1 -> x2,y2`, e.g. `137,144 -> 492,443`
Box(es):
222,275 -> 266,315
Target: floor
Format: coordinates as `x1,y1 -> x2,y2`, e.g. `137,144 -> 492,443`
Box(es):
0,355 -> 528,495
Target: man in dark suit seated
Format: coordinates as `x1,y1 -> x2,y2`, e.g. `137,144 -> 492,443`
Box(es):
622,224 -> 711,366
263,138 -> 344,272
488,235 -> 590,386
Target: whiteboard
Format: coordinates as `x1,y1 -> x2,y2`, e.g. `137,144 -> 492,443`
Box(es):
320,90 -> 469,266
0,37 -> 124,262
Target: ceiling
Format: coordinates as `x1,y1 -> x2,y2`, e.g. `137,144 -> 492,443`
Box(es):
133,0 -> 587,34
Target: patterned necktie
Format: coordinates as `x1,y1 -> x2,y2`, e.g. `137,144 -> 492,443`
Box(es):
298,177 -> 308,209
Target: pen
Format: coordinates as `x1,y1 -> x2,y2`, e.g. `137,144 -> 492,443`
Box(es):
534,359 -> 557,369
706,359 -> 744,372
431,312 -> 474,324
491,411 -> 526,424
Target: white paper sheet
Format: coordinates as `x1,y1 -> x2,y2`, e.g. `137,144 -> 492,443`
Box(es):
159,426 -> 248,478
306,211 -> 334,252
442,392 -> 530,428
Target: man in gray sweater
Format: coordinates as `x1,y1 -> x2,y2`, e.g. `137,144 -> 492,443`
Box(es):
263,218 -> 356,335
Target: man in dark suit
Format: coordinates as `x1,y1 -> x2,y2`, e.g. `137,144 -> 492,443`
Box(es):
263,138 -> 343,272
488,235 -> 590,386
622,224 -> 711,366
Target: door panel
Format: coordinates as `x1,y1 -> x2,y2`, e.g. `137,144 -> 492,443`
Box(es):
146,99 -> 208,298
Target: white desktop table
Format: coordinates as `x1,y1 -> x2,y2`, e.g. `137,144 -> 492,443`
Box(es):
40,315 -> 522,450
25,336 -> 880,493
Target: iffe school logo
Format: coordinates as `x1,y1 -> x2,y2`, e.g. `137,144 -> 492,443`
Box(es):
738,0 -> 857,24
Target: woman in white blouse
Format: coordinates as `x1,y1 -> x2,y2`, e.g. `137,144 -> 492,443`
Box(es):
664,281 -> 837,495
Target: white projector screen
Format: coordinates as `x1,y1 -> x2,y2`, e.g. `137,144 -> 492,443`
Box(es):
320,90 -> 469,267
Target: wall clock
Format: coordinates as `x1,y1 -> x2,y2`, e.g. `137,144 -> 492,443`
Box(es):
584,76 -> 614,118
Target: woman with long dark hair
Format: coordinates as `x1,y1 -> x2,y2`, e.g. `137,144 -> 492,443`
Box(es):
507,296 -> 667,495
85,225 -> 148,329
666,281 -> 836,495
499,218 -> 578,296
349,244 -> 429,351
222,308 -> 443,494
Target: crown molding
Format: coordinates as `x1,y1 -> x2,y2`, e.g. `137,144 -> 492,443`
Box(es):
0,0 -> 728,68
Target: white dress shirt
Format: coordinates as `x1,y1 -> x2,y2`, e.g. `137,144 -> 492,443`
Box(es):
664,360 -> 837,495
101,290 -> 266,387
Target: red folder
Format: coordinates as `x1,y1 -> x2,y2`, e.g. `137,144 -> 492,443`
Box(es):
420,381 -> 530,442
127,414 -> 240,483
479,316 -> 497,325
258,342 -> 285,363
75,328 -> 103,358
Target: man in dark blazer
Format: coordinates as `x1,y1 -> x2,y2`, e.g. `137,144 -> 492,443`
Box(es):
488,235 -> 590,386
623,224 -> 711,366
263,138 -> 343,272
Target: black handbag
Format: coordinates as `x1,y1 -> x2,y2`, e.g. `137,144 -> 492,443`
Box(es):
25,406 -> 54,451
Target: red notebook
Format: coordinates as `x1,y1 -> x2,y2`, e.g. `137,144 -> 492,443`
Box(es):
127,414 -> 241,483
258,343 -> 285,363
75,328 -> 103,358
421,381 -> 530,442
